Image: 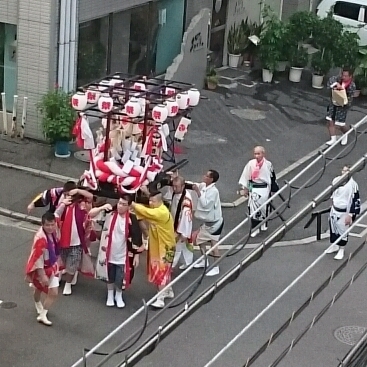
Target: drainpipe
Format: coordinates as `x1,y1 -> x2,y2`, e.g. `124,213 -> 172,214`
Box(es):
309,0 -> 314,12
69,0 -> 77,91
58,0 -> 66,89
63,0 -> 71,92
279,0 -> 284,20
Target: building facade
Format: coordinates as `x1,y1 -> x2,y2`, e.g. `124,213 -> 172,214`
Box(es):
0,0 -> 210,140
0,0 -> 319,140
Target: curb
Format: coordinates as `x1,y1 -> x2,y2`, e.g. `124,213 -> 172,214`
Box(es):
0,207 -> 41,225
0,143 -> 325,208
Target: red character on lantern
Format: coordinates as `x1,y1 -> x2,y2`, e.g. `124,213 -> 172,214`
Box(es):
72,98 -> 79,108
152,110 -> 162,121
87,92 -> 96,101
102,101 -> 111,111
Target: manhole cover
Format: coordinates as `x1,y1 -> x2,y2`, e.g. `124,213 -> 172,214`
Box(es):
1,301 -> 17,309
74,150 -> 90,162
230,108 -> 266,121
334,326 -> 366,345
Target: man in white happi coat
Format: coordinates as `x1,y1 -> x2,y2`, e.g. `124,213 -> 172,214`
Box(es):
165,175 -> 194,270
238,146 -> 279,238
325,165 -> 360,260
192,170 -> 223,277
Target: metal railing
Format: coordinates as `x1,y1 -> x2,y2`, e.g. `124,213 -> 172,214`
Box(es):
71,115 -> 367,367
338,330 -> 367,367
304,206 -> 331,240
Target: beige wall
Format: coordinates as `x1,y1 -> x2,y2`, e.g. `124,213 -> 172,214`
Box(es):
0,1 -> 18,24
16,0 -> 58,139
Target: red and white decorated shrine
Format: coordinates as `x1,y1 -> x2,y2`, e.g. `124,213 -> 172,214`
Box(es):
71,74 -> 200,197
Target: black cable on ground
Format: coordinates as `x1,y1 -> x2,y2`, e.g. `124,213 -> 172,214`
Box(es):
242,240 -> 366,367
268,259 -> 367,367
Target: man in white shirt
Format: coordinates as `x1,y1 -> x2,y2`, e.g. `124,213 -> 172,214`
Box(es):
325,165 -> 360,260
192,170 -> 223,277
167,175 -> 194,270
92,194 -> 143,308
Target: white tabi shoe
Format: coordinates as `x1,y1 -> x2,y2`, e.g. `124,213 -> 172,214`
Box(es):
37,310 -> 52,326
115,291 -> 125,308
63,282 -> 72,296
206,266 -> 220,277
35,302 -> 44,314
340,134 -> 348,146
193,259 -> 209,269
334,248 -> 345,260
261,224 -> 268,231
71,271 -> 78,286
106,290 -> 115,307
325,244 -> 339,254
151,296 -> 165,309
251,229 -> 260,238
163,287 -> 175,299
326,136 -> 337,146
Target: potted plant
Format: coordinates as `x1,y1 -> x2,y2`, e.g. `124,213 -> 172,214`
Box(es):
288,45 -> 309,82
311,49 -> 333,88
258,6 -> 285,82
205,68 -> 219,90
287,11 -> 318,82
240,19 -> 263,67
227,23 -> 246,68
334,30 -> 360,70
37,88 -> 76,158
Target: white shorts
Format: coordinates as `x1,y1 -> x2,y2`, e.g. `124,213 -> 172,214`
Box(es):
48,275 -> 59,289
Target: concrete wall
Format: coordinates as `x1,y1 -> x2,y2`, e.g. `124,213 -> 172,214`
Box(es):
185,0 -> 212,28
17,0 -> 58,139
165,8 -> 211,89
0,1 -> 18,24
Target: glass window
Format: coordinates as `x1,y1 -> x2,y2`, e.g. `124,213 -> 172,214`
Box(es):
77,16 -> 109,87
0,22 -> 17,112
334,1 -> 361,21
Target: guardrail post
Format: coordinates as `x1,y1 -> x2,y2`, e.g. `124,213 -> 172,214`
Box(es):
316,213 -> 322,241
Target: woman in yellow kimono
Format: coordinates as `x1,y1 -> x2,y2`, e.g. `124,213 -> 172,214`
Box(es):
132,191 -> 176,308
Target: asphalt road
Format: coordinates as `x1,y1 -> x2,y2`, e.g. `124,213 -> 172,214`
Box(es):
1,213 -> 367,367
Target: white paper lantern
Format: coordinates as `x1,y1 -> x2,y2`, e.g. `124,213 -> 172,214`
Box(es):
133,82 -> 146,91
188,88 -> 200,106
165,98 -> 179,117
152,104 -> 168,123
165,87 -> 176,97
98,79 -> 110,91
98,94 -> 114,113
125,97 -> 141,118
176,92 -> 190,110
162,123 -> 170,137
71,92 -> 88,111
86,88 -> 101,104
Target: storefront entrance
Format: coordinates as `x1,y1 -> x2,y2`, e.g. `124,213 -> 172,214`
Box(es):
210,0 -> 229,67
77,0 -> 185,86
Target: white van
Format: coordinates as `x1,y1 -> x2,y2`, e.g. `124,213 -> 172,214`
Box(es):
317,0 -> 367,45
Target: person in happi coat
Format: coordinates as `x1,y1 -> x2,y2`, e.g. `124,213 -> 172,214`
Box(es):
238,146 -> 279,238
164,175 -> 194,270
91,195 -> 143,308
326,68 -> 356,146
325,165 -> 360,260
27,180 -> 77,214
25,212 -> 60,326
54,187 -> 94,295
191,169 -> 223,277
131,191 -> 176,309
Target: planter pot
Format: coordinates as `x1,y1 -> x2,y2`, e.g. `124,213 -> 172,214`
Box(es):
353,89 -> 361,98
312,74 -> 324,89
262,69 -> 273,83
228,53 -> 241,68
361,87 -> 367,96
207,81 -> 217,90
54,141 -> 71,158
276,61 -> 288,72
289,67 -> 304,83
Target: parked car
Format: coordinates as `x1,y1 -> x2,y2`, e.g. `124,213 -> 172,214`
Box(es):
317,0 -> 367,45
